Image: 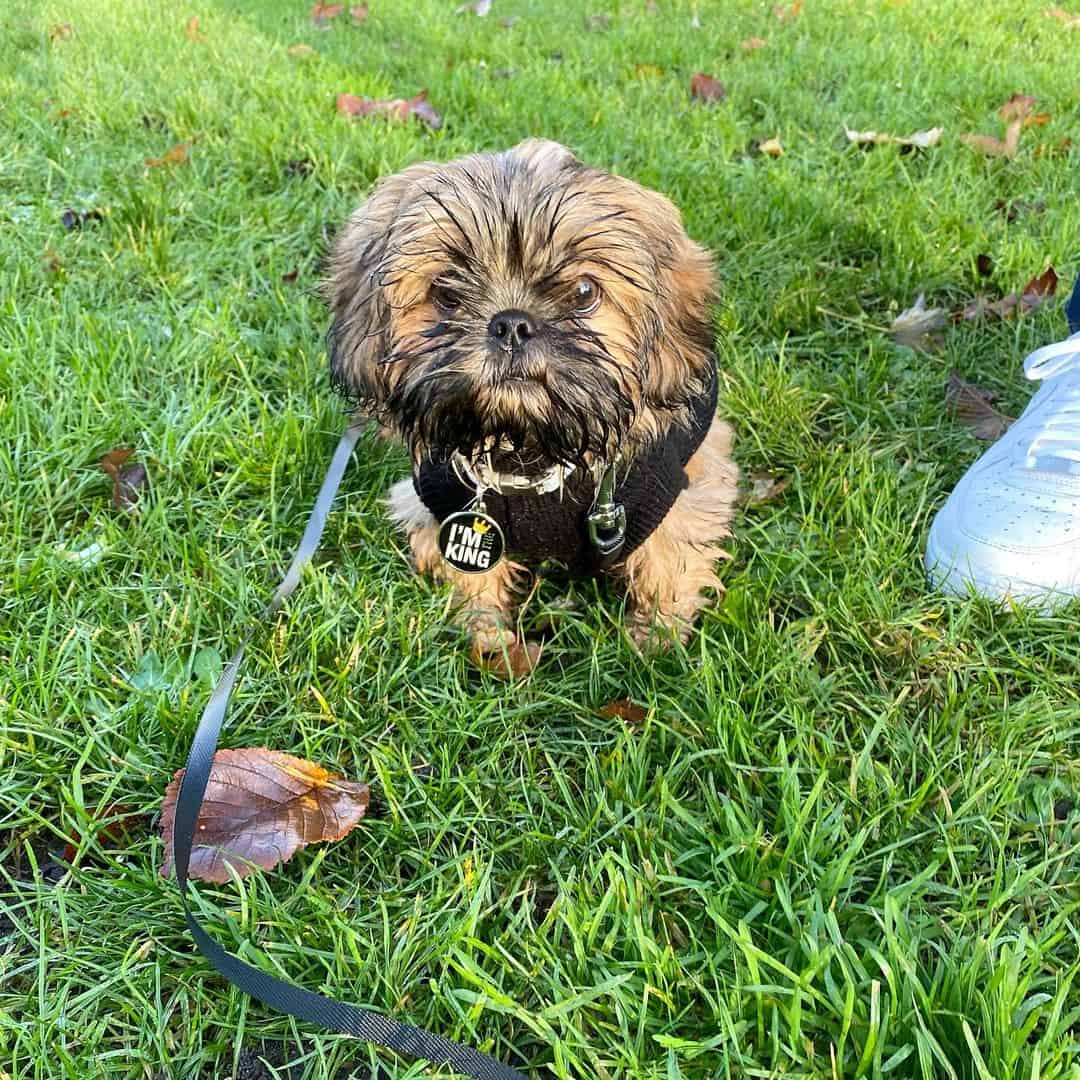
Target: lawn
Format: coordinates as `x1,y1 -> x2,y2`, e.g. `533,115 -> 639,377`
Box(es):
2,0 -> 1079,1076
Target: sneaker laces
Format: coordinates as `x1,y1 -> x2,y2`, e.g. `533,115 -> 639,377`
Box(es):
1021,333 -> 1080,474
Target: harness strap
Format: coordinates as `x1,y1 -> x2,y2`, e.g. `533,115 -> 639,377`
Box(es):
171,420 -> 528,1080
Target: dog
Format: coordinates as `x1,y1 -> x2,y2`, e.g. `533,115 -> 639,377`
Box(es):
327,139 -> 739,670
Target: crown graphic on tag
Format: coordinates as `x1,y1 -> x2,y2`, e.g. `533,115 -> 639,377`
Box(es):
438,509 -> 505,574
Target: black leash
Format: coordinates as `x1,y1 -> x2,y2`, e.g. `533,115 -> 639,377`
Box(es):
171,421 -> 528,1080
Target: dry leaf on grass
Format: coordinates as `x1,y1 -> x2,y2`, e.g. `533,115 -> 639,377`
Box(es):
456,0 -> 492,12
336,90 -> 441,129
287,42 -> 315,56
1034,137 -> 1072,158
598,699 -> 648,725
946,372 -> 1014,441
160,748 -> 370,883
585,13 -> 612,29
185,15 -> 204,41
741,37 -> 768,50
474,639 -> 541,679
960,129 -> 1020,158
747,472 -> 792,504
350,3 -> 369,21
100,448 -> 150,512
690,73 -> 726,103
774,0 -> 803,20
959,266 -> 1058,321
146,143 -> 188,167
961,94 -> 1041,158
888,294 -> 948,352
999,93 -> 1036,123
63,803 -> 141,865
50,23 -> 74,41
1045,5 -> 1080,26
759,136 -> 783,157
311,1 -> 344,26
844,126 -> 943,150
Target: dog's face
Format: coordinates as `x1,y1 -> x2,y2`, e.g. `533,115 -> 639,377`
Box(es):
328,139 -> 716,465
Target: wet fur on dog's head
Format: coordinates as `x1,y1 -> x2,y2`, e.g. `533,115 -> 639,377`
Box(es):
327,139 -> 716,466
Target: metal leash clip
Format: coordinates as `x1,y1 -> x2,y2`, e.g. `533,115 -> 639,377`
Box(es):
587,460 -> 626,563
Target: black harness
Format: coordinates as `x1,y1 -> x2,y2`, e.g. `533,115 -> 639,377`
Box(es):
414,368 -> 718,573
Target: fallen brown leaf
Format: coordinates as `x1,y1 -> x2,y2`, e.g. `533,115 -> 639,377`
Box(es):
185,15 -> 204,41
350,3 -> 369,21
474,639 -> 541,679
999,93 -> 1035,123
889,294 -> 948,352
1023,265 -> 1059,303
63,803 -> 141,865
946,372 -> 1013,441
1034,136 -> 1072,158
741,37 -> 768,49
1045,5 -> 1080,26
961,96 -> 1041,158
100,448 -> 150,512
336,89 -> 441,129
287,42 -> 315,56
960,123 -> 1021,158
311,1 -> 344,25
49,23 -> 74,41
146,143 -> 188,167
844,126 -> 943,149
160,748 -> 370,883
585,13 -> 612,29
759,136 -> 783,157
747,472 -> 792,505
634,63 -> 663,77
644,0 -> 660,12
959,267 -> 1058,323
598,699 -> 648,725
690,72 -> 726,103
774,0 -> 802,20
281,269 -> 299,283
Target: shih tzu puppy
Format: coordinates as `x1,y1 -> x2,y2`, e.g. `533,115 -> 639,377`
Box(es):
327,139 -> 739,669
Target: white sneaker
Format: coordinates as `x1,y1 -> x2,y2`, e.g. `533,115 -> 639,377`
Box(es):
925,331 -> 1080,607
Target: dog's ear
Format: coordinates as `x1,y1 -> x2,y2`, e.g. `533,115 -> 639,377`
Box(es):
326,161 -> 439,406
633,186 -> 717,403
508,138 -> 583,174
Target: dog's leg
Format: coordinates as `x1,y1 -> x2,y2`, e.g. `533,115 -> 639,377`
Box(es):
617,416 -> 739,647
387,479 -> 534,671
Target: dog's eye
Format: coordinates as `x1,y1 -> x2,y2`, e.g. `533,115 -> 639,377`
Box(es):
571,276 -> 601,315
431,283 -> 462,312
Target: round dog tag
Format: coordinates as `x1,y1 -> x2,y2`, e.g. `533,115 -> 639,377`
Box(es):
438,511 -> 505,574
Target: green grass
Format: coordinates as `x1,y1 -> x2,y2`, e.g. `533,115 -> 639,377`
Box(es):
2,0 -> 1079,1076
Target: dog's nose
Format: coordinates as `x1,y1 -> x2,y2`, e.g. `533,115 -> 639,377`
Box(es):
487,309 -> 536,350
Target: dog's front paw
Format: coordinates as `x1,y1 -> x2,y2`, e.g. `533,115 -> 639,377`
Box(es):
470,629 -> 541,679
626,613 -> 688,655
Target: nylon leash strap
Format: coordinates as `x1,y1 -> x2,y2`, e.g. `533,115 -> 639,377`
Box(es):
171,421 -> 527,1080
